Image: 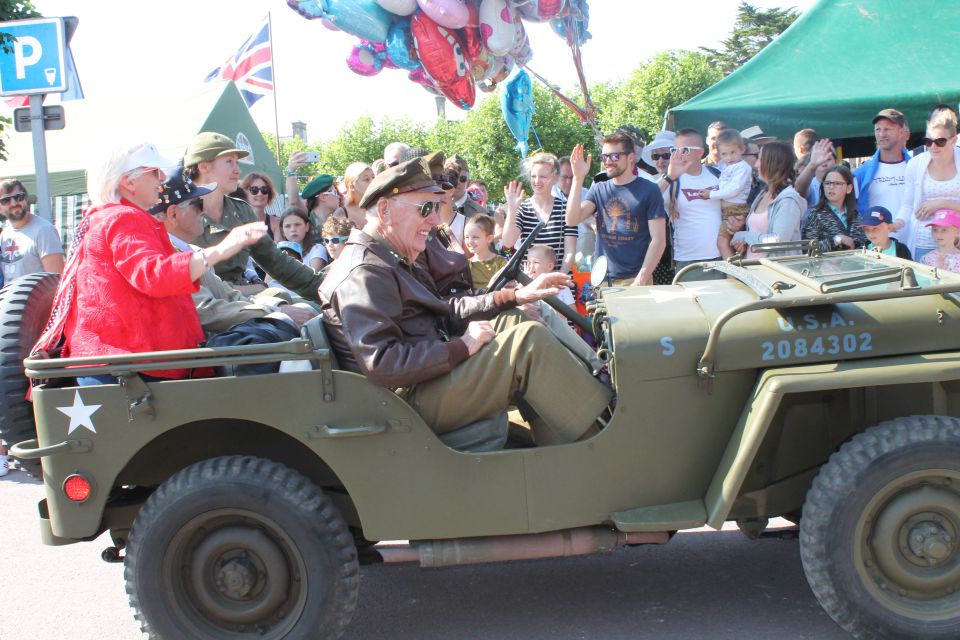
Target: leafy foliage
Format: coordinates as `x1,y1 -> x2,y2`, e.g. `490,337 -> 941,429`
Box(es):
594,50 -> 722,143
700,1 -> 800,76
264,47 -> 731,200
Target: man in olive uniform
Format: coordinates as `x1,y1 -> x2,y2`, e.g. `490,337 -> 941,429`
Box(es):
185,132 -> 324,300
319,156 -> 611,445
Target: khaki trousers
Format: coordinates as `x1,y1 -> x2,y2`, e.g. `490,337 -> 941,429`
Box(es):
405,317 -> 611,444
535,302 -> 603,374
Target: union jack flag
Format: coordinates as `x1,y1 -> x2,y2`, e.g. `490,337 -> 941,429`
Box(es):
205,15 -> 273,108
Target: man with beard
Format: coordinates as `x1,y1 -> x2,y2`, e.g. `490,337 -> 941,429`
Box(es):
565,132 -> 667,286
0,179 -> 64,283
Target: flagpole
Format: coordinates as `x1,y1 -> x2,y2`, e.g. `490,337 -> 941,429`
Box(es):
267,11 -> 285,197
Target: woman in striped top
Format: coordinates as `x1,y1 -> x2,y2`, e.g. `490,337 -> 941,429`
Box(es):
503,152 -> 578,272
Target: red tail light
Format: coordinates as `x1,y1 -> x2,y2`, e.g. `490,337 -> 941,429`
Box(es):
63,474 -> 92,502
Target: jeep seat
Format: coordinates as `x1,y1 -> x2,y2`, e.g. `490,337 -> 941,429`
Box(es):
300,316 -> 507,452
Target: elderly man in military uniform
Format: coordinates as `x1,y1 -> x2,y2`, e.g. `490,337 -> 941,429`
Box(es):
319,156 -> 612,445
185,132 -> 324,300
150,167 -> 317,336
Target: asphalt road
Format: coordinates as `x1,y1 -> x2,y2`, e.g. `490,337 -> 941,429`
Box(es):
2,468 -> 849,640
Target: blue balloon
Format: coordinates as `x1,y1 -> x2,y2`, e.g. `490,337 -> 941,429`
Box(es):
500,68 -> 534,157
386,19 -> 419,70
288,0 -> 393,42
549,0 -> 591,46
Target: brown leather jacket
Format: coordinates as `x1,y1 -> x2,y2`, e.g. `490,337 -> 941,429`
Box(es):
319,229 -> 517,389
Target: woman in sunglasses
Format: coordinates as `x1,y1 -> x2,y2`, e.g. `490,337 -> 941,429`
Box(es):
898,111 -> 960,261
240,172 -> 279,239
32,146 -> 266,385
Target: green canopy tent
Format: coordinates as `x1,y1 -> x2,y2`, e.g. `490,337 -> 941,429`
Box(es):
0,81 -> 281,243
667,0 -> 960,156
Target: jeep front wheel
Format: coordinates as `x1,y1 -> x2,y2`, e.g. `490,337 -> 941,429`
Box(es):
124,456 -> 359,639
801,416 -> 960,639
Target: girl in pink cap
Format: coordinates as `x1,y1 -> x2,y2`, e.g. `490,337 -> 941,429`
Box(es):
920,208 -> 960,273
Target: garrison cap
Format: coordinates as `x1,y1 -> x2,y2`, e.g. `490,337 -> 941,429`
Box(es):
301,174 -> 335,200
183,132 -> 249,167
358,155 -> 445,209
149,166 -> 216,215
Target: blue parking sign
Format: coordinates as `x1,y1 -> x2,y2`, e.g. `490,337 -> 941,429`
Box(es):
0,18 -> 66,95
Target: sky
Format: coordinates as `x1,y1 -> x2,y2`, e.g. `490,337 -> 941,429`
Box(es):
27,0 -> 818,143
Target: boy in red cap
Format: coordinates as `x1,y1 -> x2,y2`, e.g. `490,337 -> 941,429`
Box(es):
920,209 -> 960,273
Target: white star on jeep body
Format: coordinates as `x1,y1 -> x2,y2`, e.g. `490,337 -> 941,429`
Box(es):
57,391 -> 101,435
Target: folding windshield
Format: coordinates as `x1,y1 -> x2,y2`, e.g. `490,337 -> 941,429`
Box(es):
763,251 -> 956,294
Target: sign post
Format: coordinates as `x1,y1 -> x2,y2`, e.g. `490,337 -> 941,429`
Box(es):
0,17 -> 70,222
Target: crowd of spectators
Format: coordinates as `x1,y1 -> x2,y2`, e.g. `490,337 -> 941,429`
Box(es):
3,100 -> 960,466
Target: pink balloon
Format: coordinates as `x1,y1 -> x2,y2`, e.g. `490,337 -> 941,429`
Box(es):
416,0 -> 470,30
479,0 -> 515,56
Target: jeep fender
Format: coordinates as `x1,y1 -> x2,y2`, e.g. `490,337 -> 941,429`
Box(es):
704,351 -> 960,529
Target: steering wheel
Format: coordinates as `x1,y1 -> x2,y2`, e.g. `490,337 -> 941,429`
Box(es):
487,221 -> 546,292
486,221 -> 595,337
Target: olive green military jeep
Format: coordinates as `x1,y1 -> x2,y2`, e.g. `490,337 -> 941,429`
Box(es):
10,242 -> 960,639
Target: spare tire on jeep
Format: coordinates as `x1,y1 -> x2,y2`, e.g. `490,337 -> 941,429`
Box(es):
0,272 -> 59,478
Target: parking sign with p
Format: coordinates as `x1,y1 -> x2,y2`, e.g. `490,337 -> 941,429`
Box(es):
0,18 -> 66,95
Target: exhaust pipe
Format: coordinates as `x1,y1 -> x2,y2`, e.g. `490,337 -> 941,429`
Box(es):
376,526 -> 669,568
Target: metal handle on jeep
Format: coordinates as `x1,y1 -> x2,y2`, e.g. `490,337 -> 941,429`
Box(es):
10,438 -> 92,459
320,424 -> 388,438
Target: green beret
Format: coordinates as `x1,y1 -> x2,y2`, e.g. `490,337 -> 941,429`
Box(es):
301,174 -> 335,200
184,132 -> 249,167
358,155 -> 445,209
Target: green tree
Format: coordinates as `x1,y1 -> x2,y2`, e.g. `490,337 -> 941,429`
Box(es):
594,50 -> 722,142
446,83 -> 596,197
700,2 -> 800,76
0,1 -> 41,160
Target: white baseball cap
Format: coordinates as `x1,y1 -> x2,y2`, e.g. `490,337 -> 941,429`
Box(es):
120,143 -> 176,175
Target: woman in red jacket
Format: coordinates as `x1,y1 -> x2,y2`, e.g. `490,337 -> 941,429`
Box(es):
33,142 -> 266,385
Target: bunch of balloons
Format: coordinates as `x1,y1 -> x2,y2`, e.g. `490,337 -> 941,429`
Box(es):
287,0 -> 590,111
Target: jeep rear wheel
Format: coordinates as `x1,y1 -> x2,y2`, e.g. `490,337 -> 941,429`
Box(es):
124,456 -> 359,639
801,416 -> 960,639
0,272 -> 59,478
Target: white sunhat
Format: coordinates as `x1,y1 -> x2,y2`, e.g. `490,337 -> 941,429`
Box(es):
641,130 -> 676,166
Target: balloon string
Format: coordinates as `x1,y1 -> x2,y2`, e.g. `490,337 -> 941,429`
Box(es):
531,124 -> 543,152
563,15 -> 602,145
523,63 -> 602,143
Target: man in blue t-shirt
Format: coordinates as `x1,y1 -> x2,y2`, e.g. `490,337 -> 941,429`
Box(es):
565,132 -> 667,285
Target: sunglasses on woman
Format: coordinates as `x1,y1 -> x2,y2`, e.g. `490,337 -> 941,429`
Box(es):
321,236 -> 349,245
393,199 -> 442,217
247,186 -> 270,195
922,137 -> 952,148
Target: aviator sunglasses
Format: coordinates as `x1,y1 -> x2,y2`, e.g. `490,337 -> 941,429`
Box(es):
0,192 -> 26,204
393,199 -> 441,218
247,186 -> 270,195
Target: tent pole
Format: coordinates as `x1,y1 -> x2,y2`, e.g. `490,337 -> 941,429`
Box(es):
267,11 -> 284,198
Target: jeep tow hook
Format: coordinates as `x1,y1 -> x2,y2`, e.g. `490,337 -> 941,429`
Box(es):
101,546 -> 124,563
